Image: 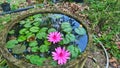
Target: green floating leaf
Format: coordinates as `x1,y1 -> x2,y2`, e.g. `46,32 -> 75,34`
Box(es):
31,47 -> 39,52
28,16 -> 34,21
34,18 -> 42,22
33,14 -> 42,18
19,28 -> 27,34
25,31 -> 30,34
20,21 -> 26,25
33,22 -> 40,26
24,23 -> 32,28
39,45 -> 49,53
74,27 -> 86,35
67,45 -> 80,58
60,34 -> 72,45
66,33 -> 76,42
26,34 -> 35,40
8,30 -> 15,35
26,55 -> 46,66
50,60 -> 57,66
62,38 -> 70,44
44,40 -> 51,46
12,44 -> 26,54
30,26 -> 39,32
61,22 -> 72,33
40,27 -> 48,32
29,41 -> 38,47
36,32 -> 47,39
6,40 -> 18,48
48,28 -> 56,33
26,55 -> 31,59
17,36 -> 26,42
63,28 -> 72,33
26,32 -> 33,38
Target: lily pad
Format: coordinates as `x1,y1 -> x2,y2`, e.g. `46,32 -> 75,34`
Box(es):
6,40 -> 18,48
12,44 -> 26,54
39,27 -> 48,32
48,28 -> 56,33
31,47 -> 38,52
17,36 -> 26,42
67,45 -> 80,58
74,27 -> 86,35
33,22 -> 40,26
24,23 -> 32,28
30,26 -> 39,32
61,22 -> 72,33
39,45 -> 49,53
29,41 -> 38,47
36,32 -> 47,39
19,28 -> 27,34
44,40 -> 51,46
8,30 -> 15,35
26,55 -> 46,66
66,33 -> 76,42
20,21 -> 26,25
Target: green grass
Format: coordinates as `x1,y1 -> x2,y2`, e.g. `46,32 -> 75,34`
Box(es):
84,0 -> 120,59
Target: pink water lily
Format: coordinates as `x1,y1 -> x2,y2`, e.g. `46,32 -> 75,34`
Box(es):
47,32 -> 62,44
52,47 -> 70,65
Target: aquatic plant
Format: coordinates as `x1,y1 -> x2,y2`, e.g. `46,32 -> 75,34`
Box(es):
47,32 -> 63,44
52,47 -> 70,65
6,14 -> 88,66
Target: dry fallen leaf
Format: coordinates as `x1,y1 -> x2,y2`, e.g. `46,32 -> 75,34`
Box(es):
113,63 -> 118,68
115,42 -> 120,49
109,57 -> 117,63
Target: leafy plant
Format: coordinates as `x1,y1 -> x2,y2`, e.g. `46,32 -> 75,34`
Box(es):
36,32 -> 47,39
48,28 -> 56,33
11,2 -> 19,10
17,35 -> 26,42
24,23 -> 32,28
33,22 -> 40,26
20,21 -> 26,25
62,38 -> 70,44
34,18 -> 42,22
19,28 -> 27,34
39,27 -> 48,32
74,27 -> 86,35
8,30 -> 15,35
33,14 -> 42,18
30,26 -> 39,33
61,22 -> 72,33
6,40 -> 18,48
44,40 -> 51,46
26,55 -> 46,66
31,47 -> 39,52
39,45 -> 49,53
67,45 -> 80,58
26,34 -> 35,40
66,33 -> 75,42
60,33 -> 75,44
12,44 -> 26,54
50,60 -> 57,66
0,55 -> 7,67
29,41 -> 38,47
36,27 -> 48,39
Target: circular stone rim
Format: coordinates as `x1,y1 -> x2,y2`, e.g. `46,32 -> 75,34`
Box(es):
0,7 -> 92,68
